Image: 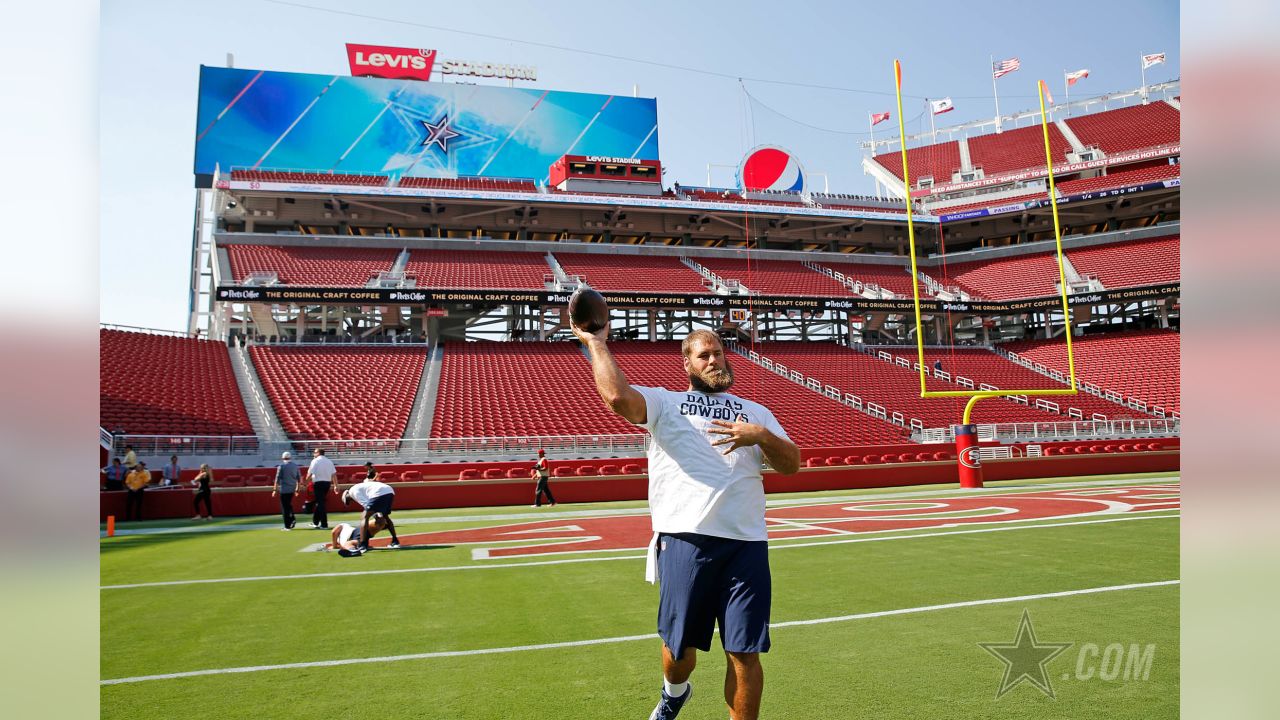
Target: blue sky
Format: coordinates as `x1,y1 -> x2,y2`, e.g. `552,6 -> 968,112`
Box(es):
100,0 -> 1178,331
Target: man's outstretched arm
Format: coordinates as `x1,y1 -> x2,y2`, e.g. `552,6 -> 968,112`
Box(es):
571,323 -> 646,425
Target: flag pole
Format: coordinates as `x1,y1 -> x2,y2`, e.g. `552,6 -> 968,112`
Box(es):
928,100 -> 937,140
1063,70 -> 1069,113
869,112 -> 875,149
991,55 -> 1002,132
1140,54 -> 1148,104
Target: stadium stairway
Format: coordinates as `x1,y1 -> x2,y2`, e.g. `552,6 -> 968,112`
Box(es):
248,304 -> 282,340
956,137 -> 973,173
228,341 -> 289,445
404,341 -> 444,442
1056,119 -> 1088,154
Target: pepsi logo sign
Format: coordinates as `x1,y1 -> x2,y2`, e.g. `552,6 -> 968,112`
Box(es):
740,146 -> 805,193
959,446 -> 983,469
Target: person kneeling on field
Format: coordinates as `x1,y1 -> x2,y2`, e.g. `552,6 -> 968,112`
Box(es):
330,515 -> 388,558
340,480 -> 401,551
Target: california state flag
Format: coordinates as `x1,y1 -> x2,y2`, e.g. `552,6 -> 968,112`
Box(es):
1065,69 -> 1090,86
930,98 -> 954,115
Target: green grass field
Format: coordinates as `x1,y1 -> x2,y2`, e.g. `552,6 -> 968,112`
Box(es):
101,473 -> 1179,718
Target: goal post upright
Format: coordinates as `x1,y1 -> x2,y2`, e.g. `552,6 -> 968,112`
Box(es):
892,61 -> 1082,486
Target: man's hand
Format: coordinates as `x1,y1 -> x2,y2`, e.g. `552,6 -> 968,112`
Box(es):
708,418 -> 770,455
569,321 -> 609,346
271,490 -> 278,498
709,417 -> 801,474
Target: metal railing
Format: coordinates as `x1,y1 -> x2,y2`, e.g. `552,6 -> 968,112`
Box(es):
912,418 -> 1180,445
283,434 -> 649,460
108,434 -> 261,456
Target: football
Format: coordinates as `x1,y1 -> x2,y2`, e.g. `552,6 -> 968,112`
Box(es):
568,287 -> 609,333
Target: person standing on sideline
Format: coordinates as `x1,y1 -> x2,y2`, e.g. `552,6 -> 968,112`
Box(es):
272,451 -> 300,530
341,480 -> 401,550
572,324 -> 799,720
306,448 -> 339,529
123,445 -> 138,473
191,464 -> 214,520
102,458 -> 126,491
531,449 -> 557,507
161,455 -> 181,487
124,461 -> 152,521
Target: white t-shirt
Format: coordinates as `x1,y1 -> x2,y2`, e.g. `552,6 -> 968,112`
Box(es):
307,455 -> 337,483
335,523 -> 362,545
634,386 -> 789,542
347,480 -> 394,508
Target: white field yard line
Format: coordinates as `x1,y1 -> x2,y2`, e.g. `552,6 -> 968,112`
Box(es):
101,511 -> 1179,591
103,476 -> 1179,537
101,579 -> 1179,686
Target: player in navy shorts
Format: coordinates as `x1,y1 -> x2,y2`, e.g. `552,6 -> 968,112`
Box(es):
574,325 -> 800,720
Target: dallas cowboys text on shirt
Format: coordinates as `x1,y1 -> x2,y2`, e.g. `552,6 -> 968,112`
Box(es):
678,393 -> 750,423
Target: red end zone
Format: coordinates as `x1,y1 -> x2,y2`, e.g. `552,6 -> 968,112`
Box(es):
367,484 -> 1179,558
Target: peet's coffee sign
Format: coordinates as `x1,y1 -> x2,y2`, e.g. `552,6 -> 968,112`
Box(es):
345,43 -> 535,82
217,282 -> 1179,316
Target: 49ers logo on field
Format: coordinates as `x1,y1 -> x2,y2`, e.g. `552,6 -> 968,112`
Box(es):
959,445 -> 983,469
346,44 -> 436,80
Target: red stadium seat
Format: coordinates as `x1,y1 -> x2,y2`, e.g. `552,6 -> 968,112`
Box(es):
621,464 -> 643,475
400,471 -> 422,482
458,469 -> 480,480
915,452 -> 934,462
805,457 -> 825,468
597,464 -> 619,475
482,468 -> 505,479
825,456 -> 844,466
898,453 -> 915,463
843,455 -> 863,465
215,475 -> 244,488
553,467 -> 574,477
380,472 -> 401,483
863,455 -> 882,464
576,466 -> 596,476
99,329 -> 253,437
506,468 -> 527,479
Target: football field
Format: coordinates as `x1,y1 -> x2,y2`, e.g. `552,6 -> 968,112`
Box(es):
101,472 -> 1179,719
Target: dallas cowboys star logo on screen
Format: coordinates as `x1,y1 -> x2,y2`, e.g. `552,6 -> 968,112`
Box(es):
420,115 -> 462,153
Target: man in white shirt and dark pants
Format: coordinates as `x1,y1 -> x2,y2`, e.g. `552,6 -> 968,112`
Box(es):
573,325 -> 799,720
341,479 -> 401,551
306,448 -> 339,529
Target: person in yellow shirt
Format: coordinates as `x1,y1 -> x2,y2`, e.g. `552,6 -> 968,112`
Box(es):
123,445 -> 138,472
124,461 -> 151,521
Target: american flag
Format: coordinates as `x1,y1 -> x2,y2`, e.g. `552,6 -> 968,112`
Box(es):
992,57 -> 1021,79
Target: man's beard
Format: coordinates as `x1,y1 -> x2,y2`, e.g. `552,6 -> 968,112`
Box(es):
689,361 -> 734,393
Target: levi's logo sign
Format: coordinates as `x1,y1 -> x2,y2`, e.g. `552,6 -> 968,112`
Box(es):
345,44 -> 436,80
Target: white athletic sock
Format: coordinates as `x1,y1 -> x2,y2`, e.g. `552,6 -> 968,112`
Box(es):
663,679 -> 688,697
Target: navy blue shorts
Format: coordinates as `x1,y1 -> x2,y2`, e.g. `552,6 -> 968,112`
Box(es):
366,493 -> 394,515
656,532 -> 771,657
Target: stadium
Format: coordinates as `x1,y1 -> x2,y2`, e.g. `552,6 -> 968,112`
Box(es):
100,24 -> 1180,720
